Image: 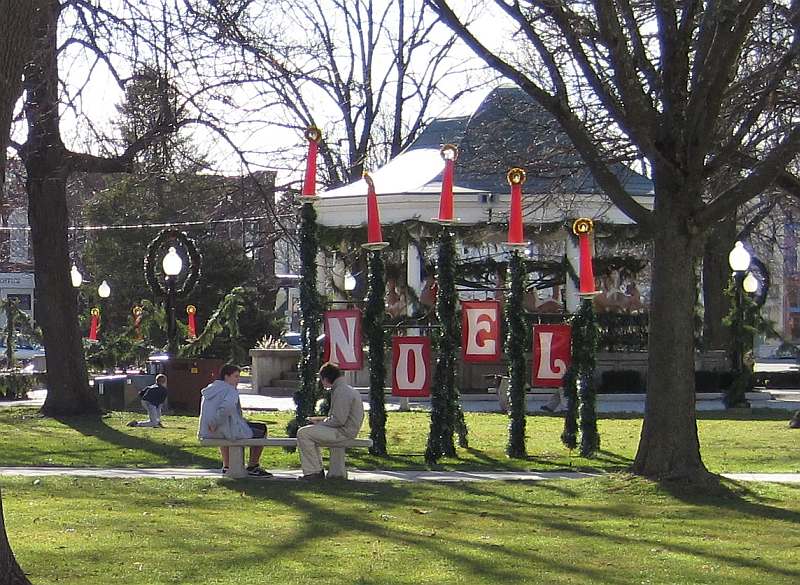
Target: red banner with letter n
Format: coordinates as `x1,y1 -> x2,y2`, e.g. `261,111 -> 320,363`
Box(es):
532,324 -> 571,387
323,309 -> 363,370
392,336 -> 431,397
461,300 -> 501,363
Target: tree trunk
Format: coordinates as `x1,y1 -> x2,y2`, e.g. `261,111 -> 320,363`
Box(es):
702,221 -> 736,351
632,188 -> 710,480
22,0 -> 98,415
0,488 -> 31,585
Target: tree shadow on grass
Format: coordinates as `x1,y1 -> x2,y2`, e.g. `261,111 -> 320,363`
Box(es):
53,414 -> 219,468
657,474 -> 800,525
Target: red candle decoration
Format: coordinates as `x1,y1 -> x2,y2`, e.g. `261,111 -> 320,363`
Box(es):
132,306 -> 143,340
88,307 -> 100,341
437,144 -> 458,222
302,126 -> 322,199
362,173 -> 389,250
572,218 -> 599,296
187,304 -> 198,338
506,167 -> 527,246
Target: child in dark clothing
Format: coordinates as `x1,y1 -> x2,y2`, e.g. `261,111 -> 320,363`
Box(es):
128,374 -> 168,428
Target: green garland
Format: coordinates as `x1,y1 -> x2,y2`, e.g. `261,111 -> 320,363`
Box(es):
288,202 -> 323,438
560,366 -> 578,449
425,228 -> 467,463
560,298 -> 601,456
364,250 -> 388,455
505,250 -> 528,458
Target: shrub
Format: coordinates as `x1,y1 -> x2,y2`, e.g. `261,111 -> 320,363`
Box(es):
598,370 -> 645,394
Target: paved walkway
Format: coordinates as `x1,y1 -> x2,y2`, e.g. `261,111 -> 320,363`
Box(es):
0,466 -> 798,484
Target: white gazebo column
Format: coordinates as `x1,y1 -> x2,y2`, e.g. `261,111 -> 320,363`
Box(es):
397,241 -> 424,412
316,251 -> 328,297
565,234 -> 580,313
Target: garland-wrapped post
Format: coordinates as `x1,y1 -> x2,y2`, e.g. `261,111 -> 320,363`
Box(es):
289,200 -> 323,438
364,249 -> 387,456
575,299 -> 600,457
560,365 -> 579,449
505,249 -> 527,458
425,228 -> 466,463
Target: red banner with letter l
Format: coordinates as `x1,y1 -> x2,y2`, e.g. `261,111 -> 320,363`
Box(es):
392,336 -> 431,397
532,324 -> 571,387
323,309 -> 363,370
461,300 -> 501,363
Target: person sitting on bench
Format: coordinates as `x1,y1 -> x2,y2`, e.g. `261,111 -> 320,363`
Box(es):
297,362 -> 364,481
198,364 -> 271,477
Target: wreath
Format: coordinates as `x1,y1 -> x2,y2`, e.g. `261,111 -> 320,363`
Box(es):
143,229 -> 202,297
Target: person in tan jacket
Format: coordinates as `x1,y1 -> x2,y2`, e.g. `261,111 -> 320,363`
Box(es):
297,362 -> 364,480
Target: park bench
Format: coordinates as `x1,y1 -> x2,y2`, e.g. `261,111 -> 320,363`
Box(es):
199,436 -> 373,478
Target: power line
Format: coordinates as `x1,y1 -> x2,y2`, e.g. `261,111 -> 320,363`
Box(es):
0,214 -> 295,232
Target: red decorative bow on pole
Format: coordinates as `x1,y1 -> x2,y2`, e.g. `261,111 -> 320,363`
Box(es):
89,307 -> 100,341
186,305 -> 197,338
506,168 -> 526,246
302,127 -> 322,200
573,218 -> 599,296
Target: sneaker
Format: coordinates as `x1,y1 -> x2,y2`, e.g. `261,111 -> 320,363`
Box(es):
221,467 -> 229,475
299,471 -> 325,481
246,465 -> 273,478
126,421 -> 138,427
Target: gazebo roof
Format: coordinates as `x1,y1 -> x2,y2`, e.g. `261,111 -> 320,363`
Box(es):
316,86 -> 653,228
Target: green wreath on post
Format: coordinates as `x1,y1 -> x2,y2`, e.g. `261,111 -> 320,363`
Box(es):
144,229 -> 202,298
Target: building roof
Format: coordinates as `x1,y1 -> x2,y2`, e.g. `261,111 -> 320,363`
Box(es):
316,86 -> 653,227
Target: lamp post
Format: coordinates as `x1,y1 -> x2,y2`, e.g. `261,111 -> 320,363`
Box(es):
728,241 -> 752,374
97,280 -> 111,299
144,230 -> 201,358
162,246 -> 183,356
70,265 -> 83,288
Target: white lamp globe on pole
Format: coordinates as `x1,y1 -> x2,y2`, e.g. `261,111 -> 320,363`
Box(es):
728,241 -> 751,272
743,272 -> 759,294
162,246 -> 183,277
98,280 -> 111,298
70,265 -> 83,288
344,271 -> 357,292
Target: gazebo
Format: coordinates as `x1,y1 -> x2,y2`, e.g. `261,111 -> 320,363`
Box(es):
314,86 -> 654,314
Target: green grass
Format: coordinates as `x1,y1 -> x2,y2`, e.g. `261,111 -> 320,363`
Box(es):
0,407 -> 797,473
2,475 -> 799,584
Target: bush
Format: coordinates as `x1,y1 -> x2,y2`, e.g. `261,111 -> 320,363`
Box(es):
694,370 -> 736,393
0,372 -> 44,400
754,370 -> 800,388
598,370 -> 645,394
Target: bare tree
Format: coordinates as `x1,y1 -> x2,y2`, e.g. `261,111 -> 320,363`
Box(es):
429,0 -> 800,481
183,0 -> 483,187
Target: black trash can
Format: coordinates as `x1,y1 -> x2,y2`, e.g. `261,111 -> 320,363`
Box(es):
93,375 -> 127,411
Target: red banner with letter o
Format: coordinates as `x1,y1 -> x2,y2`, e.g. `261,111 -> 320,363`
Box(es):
461,300 -> 501,363
323,309 -> 363,370
532,324 -> 571,387
392,336 -> 431,397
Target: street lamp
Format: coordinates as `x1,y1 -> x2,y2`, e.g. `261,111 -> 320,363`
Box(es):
728,241 -> 752,374
162,247 -> 183,356
97,280 -> 111,299
144,230 -> 201,358
70,265 -> 83,288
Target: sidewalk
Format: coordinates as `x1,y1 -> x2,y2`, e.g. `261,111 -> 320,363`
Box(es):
0,466 -> 798,484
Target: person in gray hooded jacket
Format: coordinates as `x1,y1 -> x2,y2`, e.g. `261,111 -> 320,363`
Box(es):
198,364 -> 271,477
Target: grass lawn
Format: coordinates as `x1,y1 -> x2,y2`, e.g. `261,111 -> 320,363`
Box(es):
2,475 -> 799,584
0,407 -> 797,473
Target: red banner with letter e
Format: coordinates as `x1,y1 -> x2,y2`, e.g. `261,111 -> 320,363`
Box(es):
461,300 -> 501,363
532,324 -> 571,387
323,309 -> 363,370
392,336 -> 431,397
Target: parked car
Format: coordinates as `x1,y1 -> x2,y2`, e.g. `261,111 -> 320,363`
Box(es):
281,331 -> 325,349
0,340 -> 46,366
